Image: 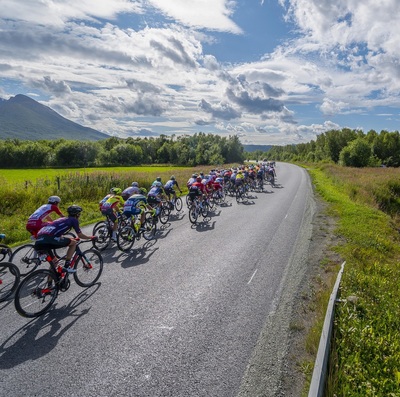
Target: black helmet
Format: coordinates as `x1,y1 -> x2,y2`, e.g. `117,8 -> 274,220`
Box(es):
156,177 -> 162,182
67,205 -> 82,216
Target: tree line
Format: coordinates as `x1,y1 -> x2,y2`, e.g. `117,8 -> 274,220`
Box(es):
0,133 -> 245,168
263,129 -> 400,167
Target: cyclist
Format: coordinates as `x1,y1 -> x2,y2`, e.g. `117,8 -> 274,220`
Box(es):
122,182 -> 141,201
235,170 -> 245,189
100,187 -> 125,241
34,205 -> 95,273
187,174 -> 197,188
188,176 -> 206,204
147,181 -> 165,215
26,196 -> 65,238
151,176 -> 163,186
123,188 -> 155,231
164,176 -> 182,206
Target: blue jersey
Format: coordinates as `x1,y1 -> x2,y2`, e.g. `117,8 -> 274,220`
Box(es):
164,179 -> 177,190
37,217 -> 81,237
123,194 -> 148,212
148,186 -> 163,197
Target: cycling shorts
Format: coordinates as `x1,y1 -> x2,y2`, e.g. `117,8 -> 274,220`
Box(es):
147,196 -> 161,205
34,235 -> 71,251
101,208 -> 117,222
123,207 -> 142,218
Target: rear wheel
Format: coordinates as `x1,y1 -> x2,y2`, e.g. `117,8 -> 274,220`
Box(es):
92,222 -> 111,251
159,204 -> 170,224
73,249 -> 103,287
117,226 -> 135,252
143,213 -> 157,241
14,269 -> 58,318
10,244 -> 41,277
0,262 -> 20,302
174,197 -> 183,212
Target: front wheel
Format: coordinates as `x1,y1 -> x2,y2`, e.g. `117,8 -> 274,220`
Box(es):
174,197 -> 183,212
0,244 -> 12,262
188,203 -> 198,224
117,226 -> 135,252
14,269 -> 58,318
73,249 -> 103,287
0,262 -> 20,302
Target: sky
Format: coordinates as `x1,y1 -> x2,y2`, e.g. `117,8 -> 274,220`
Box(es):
1,0 -> 400,146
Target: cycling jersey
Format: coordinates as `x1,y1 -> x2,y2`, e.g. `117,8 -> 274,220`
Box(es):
164,179 -> 179,190
123,194 -> 148,216
36,216 -> 82,237
121,186 -> 140,200
100,195 -> 124,211
148,186 -> 163,197
26,204 -> 64,235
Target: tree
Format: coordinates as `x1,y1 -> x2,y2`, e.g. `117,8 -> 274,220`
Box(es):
339,139 -> 372,167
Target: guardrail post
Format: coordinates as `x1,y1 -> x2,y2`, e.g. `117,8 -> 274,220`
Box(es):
308,261 -> 346,397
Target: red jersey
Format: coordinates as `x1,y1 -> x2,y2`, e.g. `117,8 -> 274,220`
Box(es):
26,204 -> 64,235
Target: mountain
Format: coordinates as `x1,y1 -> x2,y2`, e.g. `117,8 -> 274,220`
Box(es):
0,94 -> 109,140
243,144 -> 273,152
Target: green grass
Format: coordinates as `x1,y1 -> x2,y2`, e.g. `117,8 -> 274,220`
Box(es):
305,164 -> 400,396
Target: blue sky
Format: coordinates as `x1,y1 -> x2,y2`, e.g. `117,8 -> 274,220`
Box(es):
1,0 -> 400,145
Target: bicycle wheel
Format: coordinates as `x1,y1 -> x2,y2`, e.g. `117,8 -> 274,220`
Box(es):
201,202 -> 209,218
14,269 -> 58,318
159,204 -> 170,224
92,222 -> 111,251
236,188 -> 243,203
117,226 -> 135,252
73,249 -> 103,287
142,213 -> 157,241
0,262 -> 20,302
10,243 -> 41,277
174,197 -> 183,212
188,203 -> 198,224
0,244 -> 12,262
207,197 -> 216,211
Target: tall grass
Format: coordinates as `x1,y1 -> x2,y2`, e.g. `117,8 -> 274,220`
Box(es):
306,164 -> 400,396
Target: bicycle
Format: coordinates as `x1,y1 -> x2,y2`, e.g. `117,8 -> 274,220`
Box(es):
0,233 -> 13,262
188,196 -> 209,224
166,192 -> 183,213
92,213 -> 128,251
117,211 -> 157,252
10,232 -> 77,277
14,240 -> 103,318
0,261 -> 20,302
149,200 -> 170,225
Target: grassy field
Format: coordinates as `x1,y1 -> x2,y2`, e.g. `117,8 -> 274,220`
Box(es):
0,165 -> 208,245
303,163 -> 400,396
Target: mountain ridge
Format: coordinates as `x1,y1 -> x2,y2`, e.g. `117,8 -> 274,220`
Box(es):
0,94 -> 109,140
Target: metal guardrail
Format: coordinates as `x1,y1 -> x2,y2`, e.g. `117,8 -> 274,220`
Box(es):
308,261 -> 346,397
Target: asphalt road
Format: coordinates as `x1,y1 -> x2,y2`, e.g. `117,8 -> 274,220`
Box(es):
0,162 -> 315,397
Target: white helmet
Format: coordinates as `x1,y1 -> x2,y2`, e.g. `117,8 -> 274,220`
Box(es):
48,195 -> 61,204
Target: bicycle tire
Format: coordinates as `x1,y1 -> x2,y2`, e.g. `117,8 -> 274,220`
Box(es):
188,203 -> 198,224
236,188 -> 243,203
201,202 -> 209,218
73,249 -> 103,287
92,222 -> 111,251
0,262 -> 20,302
117,226 -> 135,252
159,205 -> 170,224
10,243 -> 41,277
174,197 -> 183,212
0,244 -> 12,262
92,221 -> 105,235
14,269 -> 58,318
142,213 -> 157,241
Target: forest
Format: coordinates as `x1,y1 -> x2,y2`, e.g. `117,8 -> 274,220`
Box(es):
263,128 -> 400,167
0,133 -> 245,168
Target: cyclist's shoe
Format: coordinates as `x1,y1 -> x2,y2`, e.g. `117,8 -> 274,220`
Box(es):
63,266 -> 77,274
